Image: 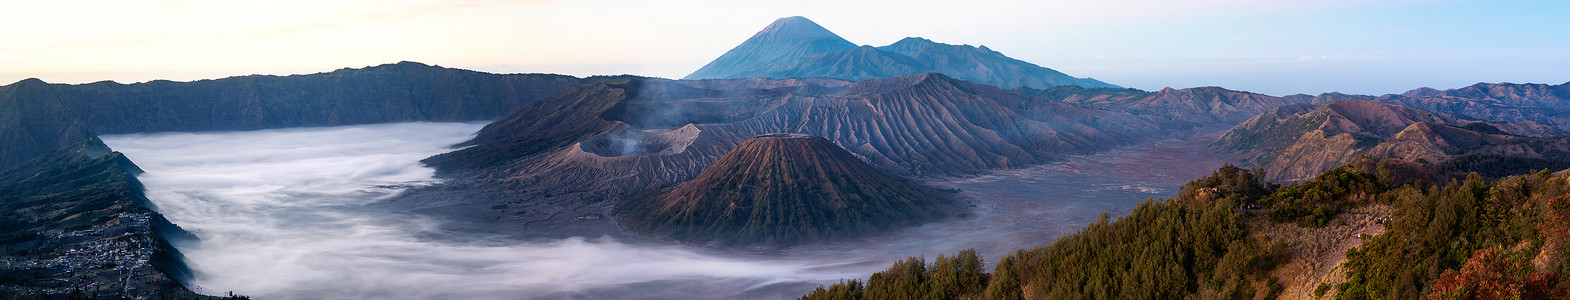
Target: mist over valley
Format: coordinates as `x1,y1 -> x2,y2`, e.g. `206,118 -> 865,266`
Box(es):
3,4 -> 1568,299
93,121 -> 1229,299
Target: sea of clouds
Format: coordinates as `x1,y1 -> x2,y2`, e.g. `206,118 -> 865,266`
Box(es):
102,122 -> 853,299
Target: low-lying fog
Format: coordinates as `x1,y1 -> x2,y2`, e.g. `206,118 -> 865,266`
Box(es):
102,123 -> 855,299
101,122 -> 1232,300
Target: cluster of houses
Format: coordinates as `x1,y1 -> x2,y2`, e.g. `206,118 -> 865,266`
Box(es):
0,212 -> 165,299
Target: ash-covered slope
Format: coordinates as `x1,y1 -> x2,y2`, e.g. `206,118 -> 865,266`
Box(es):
428,73 -> 1157,178
685,16 -> 1117,89
615,134 -> 959,247
1212,100 -> 1570,181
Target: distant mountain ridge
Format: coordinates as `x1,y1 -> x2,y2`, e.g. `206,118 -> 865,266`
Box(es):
1212,100 -> 1570,181
1374,81 -> 1570,131
1020,81 -> 1570,131
0,61 -> 589,170
684,16 -> 1119,89
1015,85 -> 1313,126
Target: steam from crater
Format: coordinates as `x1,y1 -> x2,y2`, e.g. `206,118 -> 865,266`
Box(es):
578,124 -> 701,157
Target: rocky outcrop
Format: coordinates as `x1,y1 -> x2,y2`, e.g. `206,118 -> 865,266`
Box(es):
615,134 -> 960,247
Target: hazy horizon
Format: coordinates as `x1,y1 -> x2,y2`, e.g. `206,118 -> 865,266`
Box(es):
5,0 -> 1567,96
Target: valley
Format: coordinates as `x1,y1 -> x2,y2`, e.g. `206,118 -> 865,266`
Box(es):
2,6 -> 1566,299
94,122 -> 1234,299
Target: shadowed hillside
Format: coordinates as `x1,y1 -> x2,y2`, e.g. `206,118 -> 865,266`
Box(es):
1376,82 -> 1570,131
0,138 -> 211,299
0,61 -> 585,170
408,74 -> 1162,240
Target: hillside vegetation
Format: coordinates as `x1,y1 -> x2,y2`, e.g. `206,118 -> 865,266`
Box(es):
801,160 -> 1569,299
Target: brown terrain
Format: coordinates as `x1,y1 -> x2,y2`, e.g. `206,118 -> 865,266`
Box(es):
616,133 -> 961,248
1379,82 -> 1570,131
1213,100 -> 1570,181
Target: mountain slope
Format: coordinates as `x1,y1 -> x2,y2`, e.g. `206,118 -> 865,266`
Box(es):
684,16 -> 859,80
876,37 -> 1117,89
684,17 -> 1118,89
1375,82 -> 1570,131
1016,85 -> 1315,126
0,79 -> 97,170
1212,100 -> 1570,181
615,134 -> 959,247
412,74 -> 1162,235
428,73 -> 1159,178
0,138 -> 205,298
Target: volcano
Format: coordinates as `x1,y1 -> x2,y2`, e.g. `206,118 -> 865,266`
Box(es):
684,16 -> 1118,89
615,133 -> 961,248
684,16 -> 859,81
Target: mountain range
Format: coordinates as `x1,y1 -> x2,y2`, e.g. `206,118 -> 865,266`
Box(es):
684,16 -> 1119,89
0,61 -> 586,170
2,14 -> 1569,299
408,73 -> 1169,242
1213,100 -> 1570,181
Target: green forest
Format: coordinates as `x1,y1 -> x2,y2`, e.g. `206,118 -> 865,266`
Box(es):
802,160 -> 1570,299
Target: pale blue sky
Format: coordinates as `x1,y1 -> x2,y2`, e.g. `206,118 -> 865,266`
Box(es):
4,0 -> 1566,96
